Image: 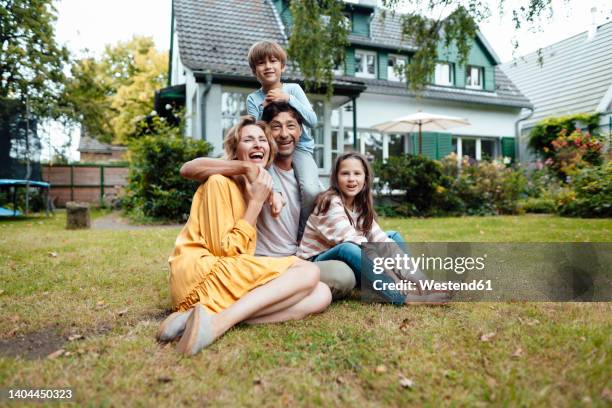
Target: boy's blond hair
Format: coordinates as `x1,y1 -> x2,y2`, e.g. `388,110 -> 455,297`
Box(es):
223,115 -> 277,168
247,41 -> 287,72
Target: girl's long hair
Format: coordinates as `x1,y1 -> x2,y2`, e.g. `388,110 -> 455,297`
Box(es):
314,151 -> 376,234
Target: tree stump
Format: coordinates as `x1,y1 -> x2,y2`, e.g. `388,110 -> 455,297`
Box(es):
66,201 -> 90,229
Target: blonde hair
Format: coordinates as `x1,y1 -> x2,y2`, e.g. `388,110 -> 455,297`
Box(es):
223,115 -> 276,168
247,40 -> 287,72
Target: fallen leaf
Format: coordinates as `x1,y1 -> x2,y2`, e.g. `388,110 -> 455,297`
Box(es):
512,348 -> 523,358
0,289 -> 5,295
157,377 -> 172,383
336,376 -> 345,385
480,332 -> 496,342
399,318 -> 410,332
47,349 -> 65,359
375,365 -> 387,373
398,375 -> 414,389
116,308 -> 128,316
486,376 -> 498,388
96,300 -> 105,309
9,314 -> 20,323
526,319 -> 540,326
68,334 -> 84,341
479,230 -> 485,235
253,377 -> 266,393
602,387 -> 612,401
48,252 -> 58,257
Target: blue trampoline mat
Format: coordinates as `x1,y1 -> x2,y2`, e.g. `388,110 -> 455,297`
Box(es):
0,206 -> 22,217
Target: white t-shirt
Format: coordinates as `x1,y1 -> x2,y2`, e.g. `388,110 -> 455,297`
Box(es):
255,165 -> 301,257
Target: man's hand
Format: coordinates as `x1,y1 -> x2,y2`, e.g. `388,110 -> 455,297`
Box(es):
268,191 -> 286,218
244,161 -> 260,183
264,88 -> 289,107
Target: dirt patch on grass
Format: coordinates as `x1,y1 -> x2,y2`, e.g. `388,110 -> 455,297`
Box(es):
92,212 -> 181,231
0,328 -> 66,359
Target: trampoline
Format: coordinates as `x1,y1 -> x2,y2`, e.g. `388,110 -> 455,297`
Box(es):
0,179 -> 51,216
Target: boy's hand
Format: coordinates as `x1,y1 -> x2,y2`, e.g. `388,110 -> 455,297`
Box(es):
264,89 -> 289,106
268,191 -> 286,218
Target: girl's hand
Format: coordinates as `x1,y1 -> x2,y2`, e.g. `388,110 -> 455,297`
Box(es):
245,169 -> 273,204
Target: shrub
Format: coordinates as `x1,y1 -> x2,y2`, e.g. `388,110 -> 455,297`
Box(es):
374,154 -> 460,216
547,129 -> 604,180
557,162 -> 612,218
123,117 -> 213,222
528,113 -> 600,160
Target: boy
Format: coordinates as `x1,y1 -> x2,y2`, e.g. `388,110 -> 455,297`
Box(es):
246,40 -> 321,240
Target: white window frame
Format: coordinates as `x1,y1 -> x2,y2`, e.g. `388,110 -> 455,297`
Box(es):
355,49 -> 377,79
434,62 -> 453,86
466,65 -> 484,89
387,54 -> 407,82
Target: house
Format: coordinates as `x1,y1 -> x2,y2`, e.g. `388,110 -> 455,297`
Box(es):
78,135 -> 126,163
160,0 -> 532,177
501,21 -> 612,162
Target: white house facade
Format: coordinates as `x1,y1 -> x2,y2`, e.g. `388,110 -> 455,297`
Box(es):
157,0 -> 532,178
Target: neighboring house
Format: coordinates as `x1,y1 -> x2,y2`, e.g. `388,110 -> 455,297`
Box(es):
501,21 -> 612,163
78,135 -> 127,163
161,0 -> 531,177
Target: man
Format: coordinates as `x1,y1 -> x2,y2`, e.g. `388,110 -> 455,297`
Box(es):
180,102 -> 356,299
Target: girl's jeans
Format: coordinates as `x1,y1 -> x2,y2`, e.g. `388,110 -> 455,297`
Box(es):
312,231 -> 409,304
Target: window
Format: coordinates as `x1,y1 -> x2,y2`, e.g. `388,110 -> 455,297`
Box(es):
312,100 -> 325,169
481,139 -> 495,160
387,55 -> 407,82
466,65 -> 483,89
221,91 -> 248,137
355,50 -> 377,78
342,12 -> 352,31
434,62 -> 453,86
362,131 -> 383,162
388,134 -> 407,157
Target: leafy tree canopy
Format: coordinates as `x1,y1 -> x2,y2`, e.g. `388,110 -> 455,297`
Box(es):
60,36 -> 168,144
0,0 -> 69,117
287,0 -> 554,94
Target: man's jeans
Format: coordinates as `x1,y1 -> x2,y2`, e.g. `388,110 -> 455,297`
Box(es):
312,231 -> 407,304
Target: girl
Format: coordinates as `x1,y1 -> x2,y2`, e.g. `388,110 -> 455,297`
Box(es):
297,152 -> 448,305
157,116 -> 331,355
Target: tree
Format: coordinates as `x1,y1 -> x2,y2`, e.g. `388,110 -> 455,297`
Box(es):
0,0 -> 69,117
61,36 -> 168,144
287,0 -> 554,94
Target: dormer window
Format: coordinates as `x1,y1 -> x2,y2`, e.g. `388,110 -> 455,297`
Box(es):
434,62 -> 454,86
355,49 -> 376,78
387,54 -> 407,82
466,65 -> 484,89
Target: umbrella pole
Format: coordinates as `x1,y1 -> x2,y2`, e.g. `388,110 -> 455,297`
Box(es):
418,123 -> 422,155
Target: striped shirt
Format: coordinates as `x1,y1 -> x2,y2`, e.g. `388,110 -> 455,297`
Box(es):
296,195 -> 392,259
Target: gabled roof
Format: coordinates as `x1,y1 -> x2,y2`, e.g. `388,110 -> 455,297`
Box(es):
501,21 -> 612,128
173,0 -> 530,108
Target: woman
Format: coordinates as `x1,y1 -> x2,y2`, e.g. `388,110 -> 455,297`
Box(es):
158,116 -> 331,355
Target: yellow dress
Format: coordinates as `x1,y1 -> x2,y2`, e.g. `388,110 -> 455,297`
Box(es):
168,175 -> 297,313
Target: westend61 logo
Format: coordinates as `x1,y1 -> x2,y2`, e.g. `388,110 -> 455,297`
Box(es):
372,254 -> 487,275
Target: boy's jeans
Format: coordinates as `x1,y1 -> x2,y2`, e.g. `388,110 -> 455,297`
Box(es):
312,231 -> 408,304
292,149 -> 322,241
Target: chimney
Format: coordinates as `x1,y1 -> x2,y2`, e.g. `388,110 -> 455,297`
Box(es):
587,7 -> 598,40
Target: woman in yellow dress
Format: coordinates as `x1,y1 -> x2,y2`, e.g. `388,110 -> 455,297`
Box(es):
157,116 -> 331,355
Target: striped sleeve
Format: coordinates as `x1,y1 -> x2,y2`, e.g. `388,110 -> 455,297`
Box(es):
315,199 -> 368,246
367,219 -> 394,243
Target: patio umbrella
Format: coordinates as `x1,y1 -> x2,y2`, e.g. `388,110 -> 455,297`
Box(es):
372,112 -> 471,155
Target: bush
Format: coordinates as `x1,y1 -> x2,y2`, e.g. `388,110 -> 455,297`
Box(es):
441,154 -> 527,215
557,162 -> 612,218
374,154 -> 460,216
528,113 -> 600,160
123,117 -> 213,222
547,129 -> 604,180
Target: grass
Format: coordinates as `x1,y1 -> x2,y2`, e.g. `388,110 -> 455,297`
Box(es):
0,212 -> 610,406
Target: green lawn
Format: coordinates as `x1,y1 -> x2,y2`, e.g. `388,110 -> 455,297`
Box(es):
0,212 -> 610,406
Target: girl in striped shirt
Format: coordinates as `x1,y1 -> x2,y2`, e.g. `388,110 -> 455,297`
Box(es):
297,152 -> 448,305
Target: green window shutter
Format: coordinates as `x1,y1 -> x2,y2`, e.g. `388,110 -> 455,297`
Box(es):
421,132 -> 437,159
352,11 -> 370,37
436,132 -> 453,159
455,64 -> 466,88
484,67 -> 495,91
501,137 -> 515,160
378,52 -> 388,80
345,48 -> 355,76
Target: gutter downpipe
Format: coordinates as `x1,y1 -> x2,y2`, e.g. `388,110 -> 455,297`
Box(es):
352,97 -> 358,151
167,0 -> 174,88
200,73 -> 213,141
514,106 -> 534,163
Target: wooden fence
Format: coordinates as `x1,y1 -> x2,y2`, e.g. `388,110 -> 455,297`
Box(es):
42,164 -> 129,207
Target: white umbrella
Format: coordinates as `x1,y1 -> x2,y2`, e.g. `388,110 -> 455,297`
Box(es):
372,112 -> 471,155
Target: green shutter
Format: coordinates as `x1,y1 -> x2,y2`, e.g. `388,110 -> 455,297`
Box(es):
501,137 -> 515,161
436,133 -> 453,159
352,11 -> 370,37
456,64 -> 466,88
484,67 -> 495,91
420,132 -> 436,159
345,48 -> 355,76
378,52 -> 388,80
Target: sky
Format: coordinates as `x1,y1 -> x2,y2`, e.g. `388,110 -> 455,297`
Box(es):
45,0 -> 611,161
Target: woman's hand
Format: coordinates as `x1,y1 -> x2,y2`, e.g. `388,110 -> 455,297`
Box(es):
245,169 -> 273,204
